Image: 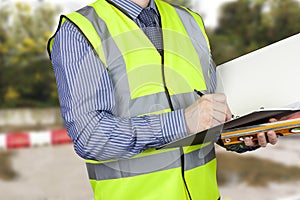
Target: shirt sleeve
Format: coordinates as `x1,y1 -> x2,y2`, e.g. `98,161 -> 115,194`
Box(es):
51,20 -> 188,161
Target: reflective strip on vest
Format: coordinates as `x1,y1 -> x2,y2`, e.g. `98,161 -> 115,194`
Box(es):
86,143 -> 215,181
155,1 -> 207,95
91,0 -> 164,100
173,6 -> 212,93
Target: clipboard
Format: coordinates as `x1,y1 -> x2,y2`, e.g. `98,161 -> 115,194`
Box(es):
158,108 -> 300,149
158,34 -> 300,149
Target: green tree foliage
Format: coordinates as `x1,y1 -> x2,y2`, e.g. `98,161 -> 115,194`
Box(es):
0,2 -> 60,108
268,0 -> 300,41
209,0 -> 300,65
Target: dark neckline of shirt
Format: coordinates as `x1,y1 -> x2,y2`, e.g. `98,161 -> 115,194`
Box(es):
110,0 -> 159,20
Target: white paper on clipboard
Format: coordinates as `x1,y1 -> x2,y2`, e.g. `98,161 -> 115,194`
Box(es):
216,33 -> 300,117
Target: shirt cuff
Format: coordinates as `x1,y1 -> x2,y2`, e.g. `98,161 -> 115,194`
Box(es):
159,109 -> 188,144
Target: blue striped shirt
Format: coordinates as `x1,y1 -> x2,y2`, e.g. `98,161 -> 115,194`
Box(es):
51,0 -> 188,161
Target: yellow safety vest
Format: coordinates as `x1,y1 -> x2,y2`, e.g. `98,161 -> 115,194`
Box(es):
48,0 -> 219,199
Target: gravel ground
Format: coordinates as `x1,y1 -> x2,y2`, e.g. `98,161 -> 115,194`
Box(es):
0,137 -> 299,200
218,136 -> 300,200
0,145 -> 93,200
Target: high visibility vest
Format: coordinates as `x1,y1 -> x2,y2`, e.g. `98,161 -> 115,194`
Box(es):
48,0 -> 219,199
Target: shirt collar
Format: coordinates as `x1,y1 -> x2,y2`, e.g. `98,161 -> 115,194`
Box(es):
110,0 -> 159,20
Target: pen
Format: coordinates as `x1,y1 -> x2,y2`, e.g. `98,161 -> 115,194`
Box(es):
194,89 -> 204,97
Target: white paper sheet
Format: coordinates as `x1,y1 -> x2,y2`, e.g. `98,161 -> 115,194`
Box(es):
216,33 -> 300,116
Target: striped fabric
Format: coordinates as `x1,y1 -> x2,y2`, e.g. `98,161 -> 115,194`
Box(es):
51,0 -> 189,161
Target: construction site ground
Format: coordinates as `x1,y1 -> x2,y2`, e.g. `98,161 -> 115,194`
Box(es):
0,136 -> 300,200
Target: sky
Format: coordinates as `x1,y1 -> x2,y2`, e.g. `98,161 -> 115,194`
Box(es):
2,0 -> 238,28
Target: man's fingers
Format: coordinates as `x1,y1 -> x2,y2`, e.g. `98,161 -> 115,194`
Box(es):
225,103 -> 233,121
257,132 -> 267,147
202,93 -> 226,103
269,118 -> 277,123
184,93 -> 232,134
212,109 -> 226,124
267,130 -> 278,145
244,137 -> 255,146
212,93 -> 227,103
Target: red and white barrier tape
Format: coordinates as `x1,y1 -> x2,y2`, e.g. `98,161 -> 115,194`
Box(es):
0,129 -> 72,150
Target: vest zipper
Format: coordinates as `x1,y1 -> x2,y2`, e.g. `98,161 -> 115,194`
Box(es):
180,147 -> 192,200
161,56 -> 174,111
161,32 -> 191,199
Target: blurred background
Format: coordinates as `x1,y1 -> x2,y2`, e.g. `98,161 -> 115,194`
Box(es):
0,0 -> 299,199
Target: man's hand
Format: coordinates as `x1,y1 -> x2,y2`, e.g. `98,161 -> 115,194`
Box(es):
243,118 -> 278,147
184,93 -> 232,135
